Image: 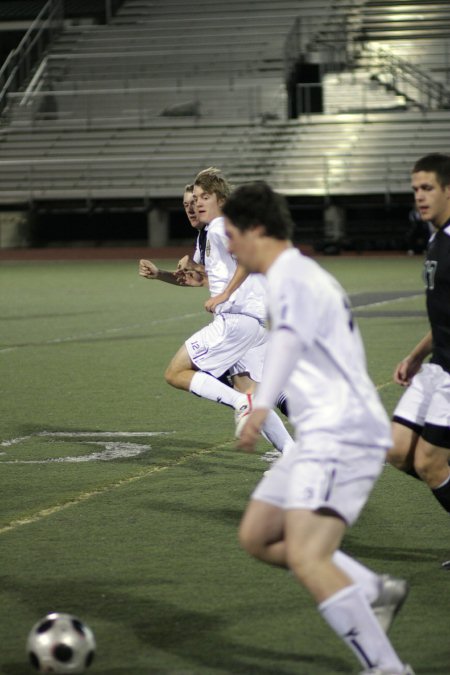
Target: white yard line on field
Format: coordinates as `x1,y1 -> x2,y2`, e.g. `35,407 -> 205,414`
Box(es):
354,293 -> 423,311
0,439 -> 234,536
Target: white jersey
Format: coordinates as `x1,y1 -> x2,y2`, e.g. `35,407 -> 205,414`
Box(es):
205,216 -> 267,322
263,248 -> 391,448
193,238 -> 202,265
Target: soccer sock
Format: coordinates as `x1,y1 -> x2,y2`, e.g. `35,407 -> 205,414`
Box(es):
432,472 -> 450,513
189,371 -> 246,408
261,410 -> 293,452
319,584 -> 404,672
333,551 -> 379,603
275,392 -> 289,417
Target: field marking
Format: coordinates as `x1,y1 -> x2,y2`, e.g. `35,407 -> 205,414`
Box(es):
354,293 -> 423,311
0,311 -> 204,354
376,381 -> 394,391
0,439 -> 234,537
0,430 -> 172,448
0,430 -> 174,463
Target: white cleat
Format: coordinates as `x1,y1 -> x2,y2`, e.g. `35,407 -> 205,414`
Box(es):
359,666 -> 415,675
371,574 -> 409,633
235,393 -> 253,438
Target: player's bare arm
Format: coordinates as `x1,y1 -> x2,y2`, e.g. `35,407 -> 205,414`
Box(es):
393,330 -> 433,386
139,258 -> 181,285
205,264 -> 249,313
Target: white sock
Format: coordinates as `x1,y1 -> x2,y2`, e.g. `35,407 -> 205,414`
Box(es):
333,550 -> 380,603
319,584 -> 404,672
261,410 -> 293,452
435,472 -> 450,489
189,371 -> 244,408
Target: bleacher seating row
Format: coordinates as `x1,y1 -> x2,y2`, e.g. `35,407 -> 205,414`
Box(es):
0,111 -> 448,202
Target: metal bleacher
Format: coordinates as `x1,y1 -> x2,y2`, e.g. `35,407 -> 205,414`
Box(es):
0,0 -> 450,206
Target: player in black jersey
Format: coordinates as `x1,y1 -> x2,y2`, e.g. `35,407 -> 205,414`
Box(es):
388,154 -> 450,533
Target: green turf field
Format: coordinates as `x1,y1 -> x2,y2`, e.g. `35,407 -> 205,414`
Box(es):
0,256 -> 448,675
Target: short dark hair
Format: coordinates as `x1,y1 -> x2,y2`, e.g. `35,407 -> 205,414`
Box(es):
412,154 -> 450,187
222,181 -> 294,241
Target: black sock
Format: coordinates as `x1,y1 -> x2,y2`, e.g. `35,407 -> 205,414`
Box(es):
276,393 -> 289,417
432,477 -> 450,513
405,466 -> 422,481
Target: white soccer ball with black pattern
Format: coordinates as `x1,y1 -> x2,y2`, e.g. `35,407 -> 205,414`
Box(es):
26,612 -> 96,673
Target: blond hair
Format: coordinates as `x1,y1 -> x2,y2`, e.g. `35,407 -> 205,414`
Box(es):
193,166 -> 231,203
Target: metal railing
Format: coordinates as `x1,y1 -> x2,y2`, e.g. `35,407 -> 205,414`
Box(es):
0,0 -> 64,117
362,46 -> 450,111
283,6 -> 450,112
284,9 -> 361,77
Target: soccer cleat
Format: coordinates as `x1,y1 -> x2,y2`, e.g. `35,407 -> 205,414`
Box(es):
359,666 -> 415,675
371,574 -> 409,633
235,393 -> 253,438
441,559 -> 450,570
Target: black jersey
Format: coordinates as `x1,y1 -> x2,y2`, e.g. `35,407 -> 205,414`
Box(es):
424,222 -> 450,373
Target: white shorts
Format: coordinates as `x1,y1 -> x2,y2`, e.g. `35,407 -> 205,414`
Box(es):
185,312 -> 267,380
251,440 -> 386,525
393,362 -> 450,448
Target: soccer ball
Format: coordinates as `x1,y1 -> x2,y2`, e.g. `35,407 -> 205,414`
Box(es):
26,612 -> 96,673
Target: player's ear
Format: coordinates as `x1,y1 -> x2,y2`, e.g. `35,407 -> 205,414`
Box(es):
251,224 -> 266,238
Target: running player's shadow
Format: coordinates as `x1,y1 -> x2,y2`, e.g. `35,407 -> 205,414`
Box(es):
344,540 -> 449,563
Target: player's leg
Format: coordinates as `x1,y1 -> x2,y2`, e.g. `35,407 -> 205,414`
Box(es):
388,363 -> 433,480
287,509 -> 408,674
164,343 -> 246,408
166,315 -> 265,408
391,363 -> 450,511
334,551 -> 408,633
239,499 -> 397,610
414,437 -> 450,512
239,498 -> 286,566
232,373 -> 293,454
241,448 -> 408,639
388,421 -> 420,475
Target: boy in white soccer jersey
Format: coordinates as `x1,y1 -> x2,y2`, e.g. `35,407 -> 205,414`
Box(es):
222,181 -> 413,675
142,168 -> 292,453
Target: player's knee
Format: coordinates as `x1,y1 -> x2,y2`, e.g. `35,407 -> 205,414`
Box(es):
164,363 -> 178,387
414,445 -> 448,485
286,548 -> 316,585
238,521 -> 263,559
164,365 -> 173,386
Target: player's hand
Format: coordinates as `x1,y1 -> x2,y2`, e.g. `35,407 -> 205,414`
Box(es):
205,292 -> 228,313
177,255 -> 190,271
183,270 -> 206,287
393,355 -> 422,386
139,259 -> 159,279
237,409 -> 269,452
